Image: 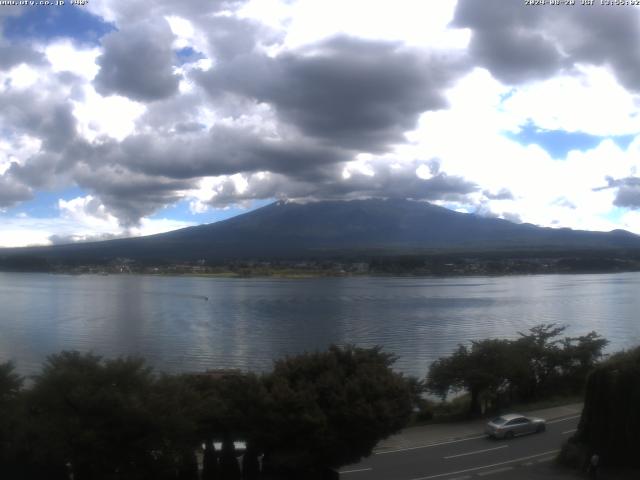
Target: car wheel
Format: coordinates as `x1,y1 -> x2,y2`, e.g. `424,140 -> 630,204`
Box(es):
536,424 -> 546,433
504,431 -> 514,440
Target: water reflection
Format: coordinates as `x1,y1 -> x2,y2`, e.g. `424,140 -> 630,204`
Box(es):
1,272 -> 639,377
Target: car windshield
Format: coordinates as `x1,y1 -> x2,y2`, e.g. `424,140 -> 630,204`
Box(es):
491,417 -> 508,425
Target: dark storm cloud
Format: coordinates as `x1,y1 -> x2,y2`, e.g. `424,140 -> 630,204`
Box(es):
452,0 -> 640,89
0,175 -> 32,208
0,39 -> 44,69
594,176 -> 640,210
196,36 -> 468,151
202,14 -> 282,62
0,90 -> 77,153
73,164 -> 194,227
0,1 -> 481,228
613,186 -> 640,209
452,0 -> 562,84
94,19 -> 181,102
605,176 -> 640,209
105,126 -> 352,179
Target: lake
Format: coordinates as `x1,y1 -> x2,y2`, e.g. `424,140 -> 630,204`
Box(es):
1,272 -> 639,377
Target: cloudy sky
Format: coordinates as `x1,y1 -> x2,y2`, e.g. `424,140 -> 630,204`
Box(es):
2,1 -> 640,247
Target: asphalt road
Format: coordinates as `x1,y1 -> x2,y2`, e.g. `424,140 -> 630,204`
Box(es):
340,414 -> 581,480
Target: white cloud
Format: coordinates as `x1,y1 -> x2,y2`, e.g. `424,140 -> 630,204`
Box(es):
44,41 -> 101,80
240,0 -> 467,50
0,134 -> 41,174
5,0 -> 640,247
72,87 -> 146,141
0,195 -> 196,248
503,65 -> 640,137
1,63 -> 39,89
404,66 -> 640,233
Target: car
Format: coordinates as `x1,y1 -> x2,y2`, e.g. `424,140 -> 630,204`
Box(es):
485,413 -> 546,439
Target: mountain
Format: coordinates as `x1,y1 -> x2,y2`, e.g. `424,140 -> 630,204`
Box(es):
3,199 -> 640,263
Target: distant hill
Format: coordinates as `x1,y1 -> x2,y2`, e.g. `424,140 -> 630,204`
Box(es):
3,199 -> 640,263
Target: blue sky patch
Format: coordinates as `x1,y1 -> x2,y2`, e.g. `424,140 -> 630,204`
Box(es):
3,5 -> 114,45
150,198 -> 274,225
175,46 -> 205,66
9,186 -> 85,218
603,207 -> 626,224
506,123 -> 635,158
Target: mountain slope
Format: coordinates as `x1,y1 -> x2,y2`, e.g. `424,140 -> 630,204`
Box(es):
3,199 -> 640,262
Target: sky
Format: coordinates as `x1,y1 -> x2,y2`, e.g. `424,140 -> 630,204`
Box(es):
2,1 -> 640,247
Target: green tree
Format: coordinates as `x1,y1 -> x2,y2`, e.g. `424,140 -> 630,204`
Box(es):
24,351 -> 195,480
566,346 -> 640,468
0,361 -> 25,478
426,339 -> 512,416
186,371 -> 268,446
513,323 -> 567,400
558,331 -> 608,392
260,345 -> 413,475
427,325 -> 609,417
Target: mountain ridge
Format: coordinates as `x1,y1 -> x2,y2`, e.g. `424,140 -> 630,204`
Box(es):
2,199 -> 640,262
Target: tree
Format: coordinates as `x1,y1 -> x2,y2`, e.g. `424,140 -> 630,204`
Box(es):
426,339 -> 512,416
24,351 -> 193,480
559,332 -> 608,392
260,345 -> 413,475
567,346 -> 640,468
0,361 -> 25,477
513,324 -> 567,400
427,325 -> 610,417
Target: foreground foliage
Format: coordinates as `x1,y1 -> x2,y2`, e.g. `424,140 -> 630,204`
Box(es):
560,346 -> 640,470
426,324 -> 608,416
0,345 -> 413,480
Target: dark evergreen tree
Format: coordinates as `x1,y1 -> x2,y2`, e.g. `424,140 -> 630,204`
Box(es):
260,345 -> 413,473
572,346 -> 640,468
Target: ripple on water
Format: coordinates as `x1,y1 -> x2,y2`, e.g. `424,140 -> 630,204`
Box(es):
1,272 -> 640,377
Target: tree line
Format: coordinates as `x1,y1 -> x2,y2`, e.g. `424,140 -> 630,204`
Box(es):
0,346 -> 415,480
426,324 -> 608,416
0,325 -> 616,478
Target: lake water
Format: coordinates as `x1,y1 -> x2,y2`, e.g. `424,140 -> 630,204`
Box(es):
1,272 -> 639,378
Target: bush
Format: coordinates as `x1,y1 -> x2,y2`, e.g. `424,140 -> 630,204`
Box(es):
573,346 -> 640,468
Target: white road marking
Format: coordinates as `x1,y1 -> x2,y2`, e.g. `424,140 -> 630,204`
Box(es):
341,467 -> 373,474
377,414 -> 579,456
562,428 -> 577,435
477,466 -> 514,476
410,449 -> 560,480
444,445 -> 508,459
547,415 -> 581,425
535,456 -> 555,463
375,435 -> 487,455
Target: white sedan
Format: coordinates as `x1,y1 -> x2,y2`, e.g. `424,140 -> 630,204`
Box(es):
485,413 -> 546,439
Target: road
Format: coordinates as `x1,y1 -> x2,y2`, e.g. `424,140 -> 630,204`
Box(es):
340,414 -> 581,480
